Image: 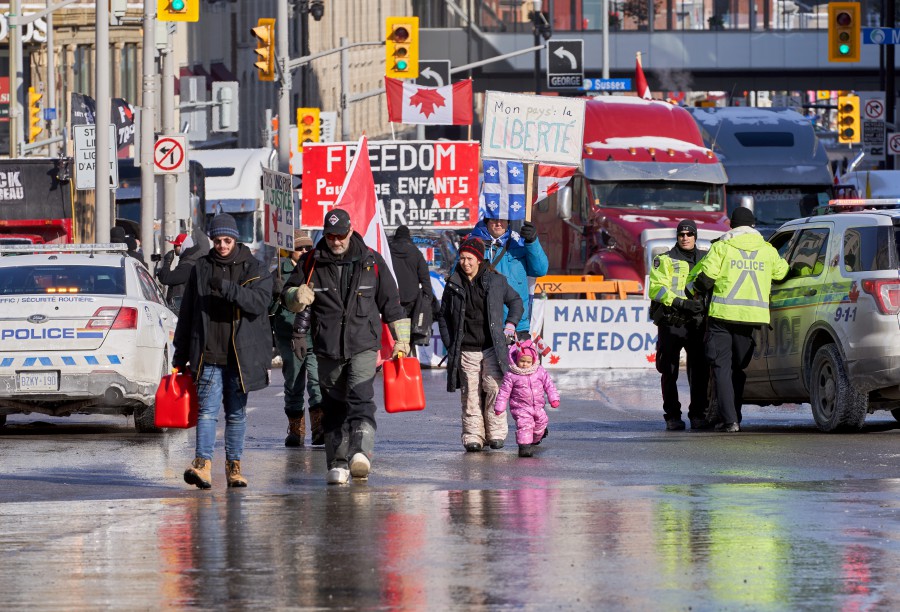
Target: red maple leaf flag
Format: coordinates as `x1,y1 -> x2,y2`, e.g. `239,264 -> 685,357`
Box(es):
534,165 -> 577,205
636,52 -> 652,100
385,77 -> 473,125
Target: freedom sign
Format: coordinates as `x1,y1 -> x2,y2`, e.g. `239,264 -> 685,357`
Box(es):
301,141 -> 479,228
262,168 -> 294,250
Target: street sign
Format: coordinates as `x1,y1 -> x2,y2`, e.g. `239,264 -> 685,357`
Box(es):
73,124 -> 118,191
153,136 -> 188,174
180,76 -> 208,142
547,40 -> 584,89
582,78 -> 632,92
262,167 -> 294,249
862,28 -> 900,44
415,60 -> 451,87
860,92 -> 886,161
888,133 -> 900,156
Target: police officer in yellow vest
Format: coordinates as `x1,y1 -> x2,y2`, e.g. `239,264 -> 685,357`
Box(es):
649,219 -> 711,431
687,207 -> 789,432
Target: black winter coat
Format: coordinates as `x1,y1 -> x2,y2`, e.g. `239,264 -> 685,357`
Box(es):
172,244 -> 273,392
157,226 -> 210,310
438,266 -> 524,393
389,236 -> 431,306
284,233 -> 405,360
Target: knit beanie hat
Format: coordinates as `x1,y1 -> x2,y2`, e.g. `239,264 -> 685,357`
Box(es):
512,340 -> 538,363
459,236 -> 485,262
394,225 -> 411,240
208,213 -> 240,239
676,219 -> 697,235
730,206 -> 756,228
294,229 -> 313,248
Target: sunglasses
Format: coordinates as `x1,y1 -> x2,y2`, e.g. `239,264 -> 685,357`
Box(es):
293,246 -> 310,252
325,231 -> 351,241
212,237 -> 235,245
677,232 -> 695,238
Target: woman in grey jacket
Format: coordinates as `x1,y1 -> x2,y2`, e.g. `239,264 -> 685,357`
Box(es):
438,237 -> 523,452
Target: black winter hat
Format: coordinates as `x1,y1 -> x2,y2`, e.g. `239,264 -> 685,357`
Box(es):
394,225 -> 411,240
676,219 -> 697,235
459,236 -> 485,262
208,213 -> 240,239
323,209 -> 351,235
730,206 -> 756,228
110,227 -> 127,243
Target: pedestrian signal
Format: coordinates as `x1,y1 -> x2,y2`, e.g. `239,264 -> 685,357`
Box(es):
251,18 -> 276,82
28,87 -> 43,143
157,0 -> 199,22
297,108 -> 320,151
837,94 -> 860,144
385,16 -> 419,79
828,3 -> 860,63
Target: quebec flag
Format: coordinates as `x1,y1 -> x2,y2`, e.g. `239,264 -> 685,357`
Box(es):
481,159 -> 527,221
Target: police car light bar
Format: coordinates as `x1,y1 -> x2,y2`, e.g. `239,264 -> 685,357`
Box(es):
827,198 -> 900,207
0,243 -> 129,255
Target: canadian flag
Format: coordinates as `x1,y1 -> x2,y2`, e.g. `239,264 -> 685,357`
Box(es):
331,135 -> 396,360
636,52 -> 652,100
533,164 -> 577,205
385,77 -> 473,125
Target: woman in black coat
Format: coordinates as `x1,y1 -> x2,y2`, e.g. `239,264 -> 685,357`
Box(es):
438,237 -> 523,453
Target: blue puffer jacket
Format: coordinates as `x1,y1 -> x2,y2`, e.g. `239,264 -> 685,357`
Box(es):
469,220 -> 549,334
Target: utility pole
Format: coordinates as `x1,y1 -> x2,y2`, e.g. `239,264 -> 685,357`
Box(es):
277,0 -> 291,173
46,1 -> 57,156
95,0 -> 111,243
140,1 -> 156,257
9,0 -> 22,157
162,28 -> 177,247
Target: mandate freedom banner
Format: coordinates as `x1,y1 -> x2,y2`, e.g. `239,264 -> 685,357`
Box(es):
540,299 -> 657,369
301,141 -> 480,228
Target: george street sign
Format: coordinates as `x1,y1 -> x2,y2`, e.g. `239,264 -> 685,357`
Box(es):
547,40 -> 584,89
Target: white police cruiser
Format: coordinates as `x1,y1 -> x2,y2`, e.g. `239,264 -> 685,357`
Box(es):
0,244 -> 176,432
743,199 -> 900,431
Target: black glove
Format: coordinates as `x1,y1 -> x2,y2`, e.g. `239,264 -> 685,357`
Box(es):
673,297 -> 703,315
291,336 -> 308,360
209,275 -> 223,292
163,250 -> 175,265
519,222 -> 538,244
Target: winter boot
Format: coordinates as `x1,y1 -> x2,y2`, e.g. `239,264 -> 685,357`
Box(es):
284,415 -> 306,447
488,439 -> 505,450
349,421 -> 376,480
349,453 -> 371,480
518,444 -> 535,458
225,460 -> 248,487
184,457 -> 212,489
309,406 -> 325,446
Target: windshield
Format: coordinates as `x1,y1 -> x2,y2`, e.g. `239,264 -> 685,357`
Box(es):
0,265 -> 126,296
589,181 -> 725,212
205,212 -> 255,244
727,187 -> 829,226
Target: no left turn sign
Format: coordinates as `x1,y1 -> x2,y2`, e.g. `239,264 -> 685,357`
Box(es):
154,136 -> 187,174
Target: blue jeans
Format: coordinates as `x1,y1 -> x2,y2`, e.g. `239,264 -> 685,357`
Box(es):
195,365 -> 248,462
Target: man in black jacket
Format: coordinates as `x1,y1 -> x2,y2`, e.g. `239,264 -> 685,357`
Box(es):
283,209 -> 409,485
389,225 -> 434,346
175,213 -> 273,490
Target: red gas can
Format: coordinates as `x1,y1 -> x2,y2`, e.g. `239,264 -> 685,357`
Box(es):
154,369 -> 199,428
383,356 -> 426,413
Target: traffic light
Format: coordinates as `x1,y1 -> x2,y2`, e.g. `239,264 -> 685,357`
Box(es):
385,16 -> 419,79
837,94 -> 860,144
251,18 -> 276,82
297,108 -> 320,151
28,87 -> 42,144
828,2 -> 860,63
157,0 -> 199,22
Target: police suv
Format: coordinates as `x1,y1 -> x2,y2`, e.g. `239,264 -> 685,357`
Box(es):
742,200 -> 900,431
0,244 -> 176,432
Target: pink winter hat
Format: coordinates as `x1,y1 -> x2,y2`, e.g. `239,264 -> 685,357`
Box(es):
510,340 -> 538,363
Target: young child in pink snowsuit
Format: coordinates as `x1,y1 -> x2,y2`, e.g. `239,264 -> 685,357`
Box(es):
494,340 -> 560,457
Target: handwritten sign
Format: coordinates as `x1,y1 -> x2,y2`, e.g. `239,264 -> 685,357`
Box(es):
481,91 -> 585,166
262,167 -> 294,249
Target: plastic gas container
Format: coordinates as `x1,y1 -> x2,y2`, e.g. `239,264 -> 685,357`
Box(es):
383,355 -> 426,413
154,368 -> 199,428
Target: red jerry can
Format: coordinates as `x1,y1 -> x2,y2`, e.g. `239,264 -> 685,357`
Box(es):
154,368 -> 199,428
383,356 -> 426,413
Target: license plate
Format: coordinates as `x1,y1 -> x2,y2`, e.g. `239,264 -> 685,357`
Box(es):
16,371 -> 60,392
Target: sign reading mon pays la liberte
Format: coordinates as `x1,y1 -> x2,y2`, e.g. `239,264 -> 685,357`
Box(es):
481,91 -> 585,166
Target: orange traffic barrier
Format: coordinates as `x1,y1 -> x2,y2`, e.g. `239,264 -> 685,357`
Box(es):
533,275 -> 642,300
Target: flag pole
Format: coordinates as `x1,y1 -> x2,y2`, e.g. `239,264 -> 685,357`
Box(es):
524,163 -> 535,222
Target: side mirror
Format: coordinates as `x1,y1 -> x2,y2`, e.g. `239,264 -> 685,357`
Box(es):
740,194 -> 755,216
557,186 -> 572,221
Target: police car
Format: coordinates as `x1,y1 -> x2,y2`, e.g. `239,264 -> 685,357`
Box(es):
742,200 -> 900,431
0,244 -> 176,432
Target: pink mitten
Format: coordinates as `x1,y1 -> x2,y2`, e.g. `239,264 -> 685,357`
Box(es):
550,400 -> 560,409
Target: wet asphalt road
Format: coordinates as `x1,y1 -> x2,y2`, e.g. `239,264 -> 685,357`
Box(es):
1,368 -> 898,610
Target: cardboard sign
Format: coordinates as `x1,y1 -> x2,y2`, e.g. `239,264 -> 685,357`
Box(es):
301,141 -> 480,229
262,168 -> 294,249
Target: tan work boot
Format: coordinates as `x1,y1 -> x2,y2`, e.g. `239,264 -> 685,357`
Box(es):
184,457 -> 212,489
285,415 -> 306,447
225,460 -> 248,487
309,406 -> 325,446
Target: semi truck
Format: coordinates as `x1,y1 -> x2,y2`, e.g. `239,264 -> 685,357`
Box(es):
0,158 -> 75,244
687,106 -> 833,238
533,97 -> 729,288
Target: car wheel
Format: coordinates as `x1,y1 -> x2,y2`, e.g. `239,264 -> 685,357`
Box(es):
809,344 -> 867,432
134,352 -> 167,434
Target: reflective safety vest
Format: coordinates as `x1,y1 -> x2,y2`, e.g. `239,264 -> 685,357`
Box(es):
691,229 -> 789,325
648,253 -> 690,307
